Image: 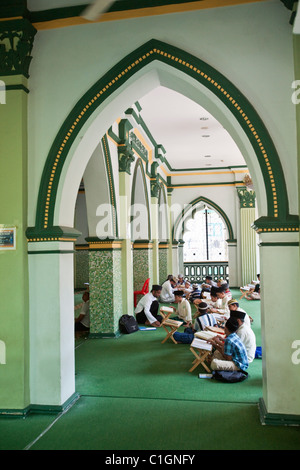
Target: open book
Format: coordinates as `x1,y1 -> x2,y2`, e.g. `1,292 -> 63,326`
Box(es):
205,326 -> 225,335
195,330 -> 217,340
191,337 -> 212,351
163,319 -> 183,327
160,306 -> 174,313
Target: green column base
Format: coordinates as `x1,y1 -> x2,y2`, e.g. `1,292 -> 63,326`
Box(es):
258,398 -> 300,426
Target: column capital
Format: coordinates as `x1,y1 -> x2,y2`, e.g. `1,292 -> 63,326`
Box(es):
0,18 -> 37,78
237,186 -> 256,208
117,119 -> 135,174
118,144 -> 135,174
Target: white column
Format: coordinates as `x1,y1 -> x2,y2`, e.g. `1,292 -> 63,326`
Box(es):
119,173 -> 133,314
28,242 -> 76,406
258,232 -> 300,419
227,240 -> 238,287
151,197 -> 159,284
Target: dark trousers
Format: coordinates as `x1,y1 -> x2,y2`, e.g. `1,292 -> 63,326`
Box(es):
136,300 -> 162,324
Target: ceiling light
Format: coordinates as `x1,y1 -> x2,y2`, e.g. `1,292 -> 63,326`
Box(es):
204,155 -> 211,158
202,135 -> 210,137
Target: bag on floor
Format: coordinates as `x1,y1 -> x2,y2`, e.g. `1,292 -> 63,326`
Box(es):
255,346 -> 262,359
212,370 -> 248,383
119,315 -> 139,334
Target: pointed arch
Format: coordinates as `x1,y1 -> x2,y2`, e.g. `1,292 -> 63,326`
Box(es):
172,196 -> 234,243
26,39 -> 298,242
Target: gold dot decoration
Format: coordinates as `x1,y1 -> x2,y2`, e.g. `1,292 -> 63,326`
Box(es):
43,47 -> 280,230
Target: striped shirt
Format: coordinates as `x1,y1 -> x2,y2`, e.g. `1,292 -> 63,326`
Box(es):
195,313 -> 217,331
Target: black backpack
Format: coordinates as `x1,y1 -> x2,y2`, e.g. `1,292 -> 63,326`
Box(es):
119,315 -> 139,334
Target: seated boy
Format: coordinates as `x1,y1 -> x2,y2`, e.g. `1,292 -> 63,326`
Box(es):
75,291 -> 90,333
173,301 -> 217,344
170,290 -> 192,327
189,284 -> 202,304
208,318 -> 249,372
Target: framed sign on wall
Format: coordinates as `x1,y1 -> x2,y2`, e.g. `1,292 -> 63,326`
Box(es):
0,227 -> 16,250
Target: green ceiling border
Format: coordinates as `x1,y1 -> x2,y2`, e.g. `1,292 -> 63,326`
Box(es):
172,195 -> 234,242
27,39 -> 298,241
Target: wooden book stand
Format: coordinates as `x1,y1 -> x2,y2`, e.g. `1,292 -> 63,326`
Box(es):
189,338 -> 212,373
161,318 -> 183,344
159,306 -> 174,322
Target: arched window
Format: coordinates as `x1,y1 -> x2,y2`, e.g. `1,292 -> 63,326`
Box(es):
183,207 -> 227,262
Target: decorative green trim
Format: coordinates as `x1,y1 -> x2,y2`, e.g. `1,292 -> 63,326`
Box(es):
5,83 -> 29,93
258,398 -> 300,427
25,1 -> 242,25
170,180 -> 244,188
101,134 -> 118,238
0,407 -> 30,418
258,242 -> 299,247
0,392 -> 80,418
86,237 -> 123,250
26,225 -> 81,242
131,158 -> 151,240
252,216 -> 299,234
172,195 -> 234,242
28,250 -> 76,254
0,0 -> 28,19
132,239 -> 153,249
0,18 -> 36,78
168,164 -> 248,172
31,39 -> 294,241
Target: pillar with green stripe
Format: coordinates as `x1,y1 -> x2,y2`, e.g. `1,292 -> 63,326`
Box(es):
237,187 -> 257,286
0,16 -> 36,413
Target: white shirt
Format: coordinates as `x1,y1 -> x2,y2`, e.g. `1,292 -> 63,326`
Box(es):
160,280 -> 175,302
216,294 -> 230,318
135,292 -> 159,324
236,323 -> 256,362
80,300 -> 90,328
207,298 -> 221,309
175,298 -> 192,323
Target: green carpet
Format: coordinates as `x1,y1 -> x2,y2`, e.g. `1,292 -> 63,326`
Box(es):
27,397 -> 300,451
75,328 -> 262,404
75,289 -> 262,404
1,289 -> 299,450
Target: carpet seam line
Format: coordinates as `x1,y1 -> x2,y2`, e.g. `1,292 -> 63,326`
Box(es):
76,393 -> 258,406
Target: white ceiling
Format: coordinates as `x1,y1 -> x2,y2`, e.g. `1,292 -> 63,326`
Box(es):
26,1 -> 247,172
138,86 -> 246,170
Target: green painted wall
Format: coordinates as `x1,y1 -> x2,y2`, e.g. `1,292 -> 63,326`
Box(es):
0,75 -> 30,410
